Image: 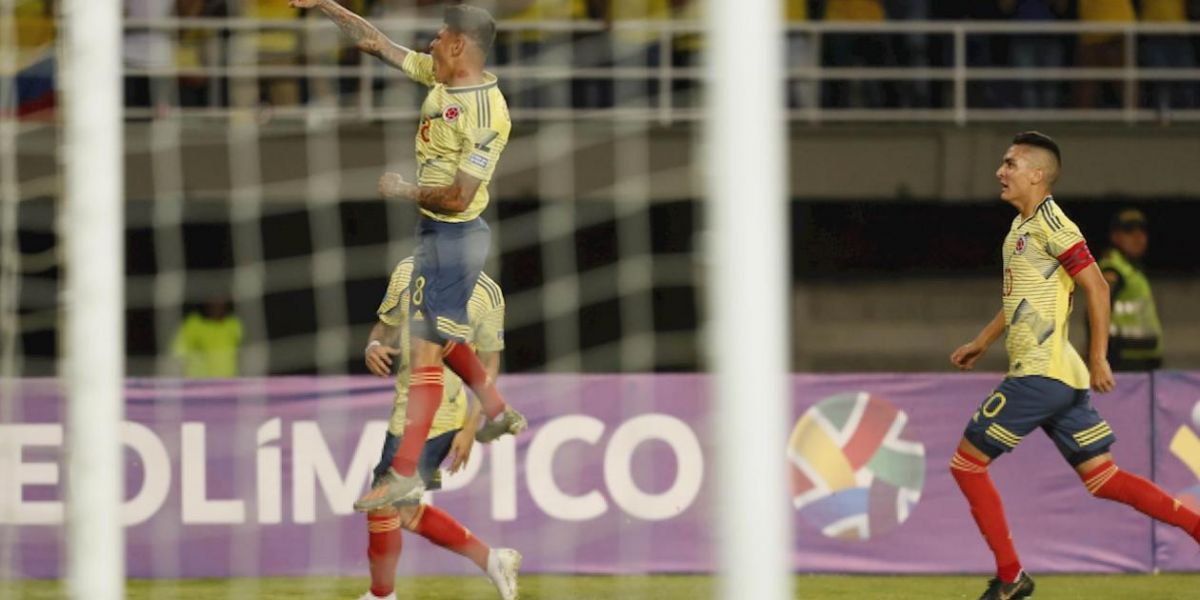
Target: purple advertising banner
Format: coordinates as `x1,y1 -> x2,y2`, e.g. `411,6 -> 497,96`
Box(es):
1153,372 -> 1200,571
0,373 -> 1183,579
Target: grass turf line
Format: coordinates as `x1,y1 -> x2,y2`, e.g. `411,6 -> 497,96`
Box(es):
4,574 -> 1199,599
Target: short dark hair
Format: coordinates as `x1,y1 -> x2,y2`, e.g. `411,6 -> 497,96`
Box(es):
1012,131 -> 1061,168
444,5 -> 496,53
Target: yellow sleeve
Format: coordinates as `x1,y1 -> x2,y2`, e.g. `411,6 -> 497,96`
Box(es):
377,261 -> 412,326
1042,206 -> 1087,257
456,91 -> 510,182
401,52 -> 437,87
474,304 -> 506,353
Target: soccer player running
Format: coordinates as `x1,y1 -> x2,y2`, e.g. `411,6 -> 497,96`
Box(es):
288,0 -> 526,510
358,257 -> 519,600
949,131 -> 1200,600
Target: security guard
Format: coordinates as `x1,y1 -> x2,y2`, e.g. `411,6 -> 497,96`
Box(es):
1098,208 -> 1163,370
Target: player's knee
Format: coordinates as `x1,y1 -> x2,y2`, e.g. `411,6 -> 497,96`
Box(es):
368,506 -> 399,518
398,504 -> 423,531
1075,453 -> 1119,497
949,444 -> 991,478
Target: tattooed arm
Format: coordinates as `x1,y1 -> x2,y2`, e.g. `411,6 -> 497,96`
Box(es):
289,0 -> 410,70
378,171 -> 482,215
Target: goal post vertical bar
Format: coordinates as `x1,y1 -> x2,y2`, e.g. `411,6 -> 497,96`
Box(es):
705,1 -> 792,600
61,0 -> 125,596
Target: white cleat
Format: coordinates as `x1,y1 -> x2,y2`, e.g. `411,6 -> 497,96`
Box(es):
486,547 -> 522,600
355,592 -> 395,600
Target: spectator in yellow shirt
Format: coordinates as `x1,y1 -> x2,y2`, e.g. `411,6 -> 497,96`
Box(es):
496,0 -> 589,107
821,0 -> 888,108
172,295 -> 243,378
233,0 -> 302,108
1074,0 -> 1135,109
1138,0 -> 1197,109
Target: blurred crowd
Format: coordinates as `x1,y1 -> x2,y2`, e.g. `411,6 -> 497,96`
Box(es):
8,0 -> 1200,112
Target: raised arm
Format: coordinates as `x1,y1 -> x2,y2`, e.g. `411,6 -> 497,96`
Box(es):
1074,263 -> 1116,393
289,0 -> 410,70
951,308 -> 1006,371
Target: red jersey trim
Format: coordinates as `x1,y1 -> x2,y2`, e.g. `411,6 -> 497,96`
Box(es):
1056,240 -> 1095,276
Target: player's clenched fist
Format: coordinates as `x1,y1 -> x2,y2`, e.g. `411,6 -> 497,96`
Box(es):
364,341 -> 402,378
378,172 -> 414,200
950,340 -> 986,371
288,0 -> 323,9
1090,358 -> 1116,393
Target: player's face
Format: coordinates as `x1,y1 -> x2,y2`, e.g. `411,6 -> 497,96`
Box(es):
1111,227 -> 1148,259
429,26 -> 453,82
996,145 -> 1032,202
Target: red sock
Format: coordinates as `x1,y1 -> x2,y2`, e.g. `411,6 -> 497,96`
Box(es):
366,511 -> 403,597
443,341 -> 507,419
391,366 -> 443,476
412,505 -> 490,571
1083,461 -> 1200,536
950,450 -> 1022,583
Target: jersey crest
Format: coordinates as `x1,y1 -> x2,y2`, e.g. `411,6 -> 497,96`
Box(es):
1014,233 -> 1028,255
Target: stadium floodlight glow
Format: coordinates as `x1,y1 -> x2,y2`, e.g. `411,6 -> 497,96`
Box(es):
705,1 -> 792,600
61,0 -> 125,597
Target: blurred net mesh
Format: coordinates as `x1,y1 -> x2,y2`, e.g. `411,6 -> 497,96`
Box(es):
3,13 -> 702,378
0,4 -> 706,596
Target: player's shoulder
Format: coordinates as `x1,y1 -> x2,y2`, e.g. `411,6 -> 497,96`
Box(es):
390,256 -> 415,283
473,271 -> 505,308
1037,196 -> 1079,232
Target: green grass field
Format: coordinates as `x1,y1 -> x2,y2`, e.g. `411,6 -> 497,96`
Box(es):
5,574 -> 1200,599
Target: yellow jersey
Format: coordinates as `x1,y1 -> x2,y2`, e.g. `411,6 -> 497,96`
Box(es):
1139,0 -> 1187,21
376,257 -> 506,437
1078,0 -> 1135,43
609,0 -> 672,45
504,0 -> 589,42
15,0 -> 54,50
401,52 -> 511,224
1079,0 -> 1136,21
171,313 -> 243,378
825,0 -> 885,21
1001,197 -> 1096,390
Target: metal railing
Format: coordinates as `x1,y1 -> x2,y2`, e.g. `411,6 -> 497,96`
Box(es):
94,18 -> 1200,123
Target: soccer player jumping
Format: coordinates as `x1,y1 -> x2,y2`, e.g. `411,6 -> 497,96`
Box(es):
357,257 -> 519,600
949,132 -> 1200,600
288,0 -> 526,510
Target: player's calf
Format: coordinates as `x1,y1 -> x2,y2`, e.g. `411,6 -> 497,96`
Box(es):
950,446 -> 1023,585
443,340 -> 508,419
1080,459 -> 1200,537
364,507 -> 403,599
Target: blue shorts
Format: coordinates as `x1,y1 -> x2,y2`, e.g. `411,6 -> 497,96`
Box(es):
963,375 -> 1115,465
372,429 -> 458,490
409,216 -> 491,344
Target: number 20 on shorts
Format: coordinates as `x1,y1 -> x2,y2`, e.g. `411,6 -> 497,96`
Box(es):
974,391 -> 1007,422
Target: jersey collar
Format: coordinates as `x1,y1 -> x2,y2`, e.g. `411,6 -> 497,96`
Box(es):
1018,195 -> 1054,228
446,72 -> 498,93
